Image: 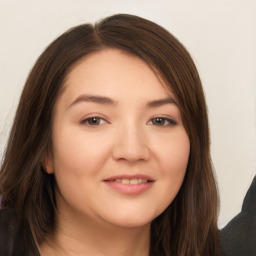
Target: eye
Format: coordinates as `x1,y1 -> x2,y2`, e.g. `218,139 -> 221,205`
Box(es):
149,117 -> 177,126
81,117 -> 106,126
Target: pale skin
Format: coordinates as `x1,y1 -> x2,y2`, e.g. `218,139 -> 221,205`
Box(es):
40,49 -> 190,256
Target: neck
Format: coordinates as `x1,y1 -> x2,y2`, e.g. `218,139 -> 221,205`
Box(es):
39,211 -> 151,256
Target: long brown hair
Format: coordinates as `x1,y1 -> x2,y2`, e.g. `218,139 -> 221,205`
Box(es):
0,14 -> 219,255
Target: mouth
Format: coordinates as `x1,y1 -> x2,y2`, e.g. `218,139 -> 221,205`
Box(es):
104,174 -> 154,184
106,178 -> 152,185
103,175 -> 155,195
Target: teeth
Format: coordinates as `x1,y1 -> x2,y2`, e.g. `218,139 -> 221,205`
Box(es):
130,179 -> 139,185
122,179 -> 130,184
114,178 -> 148,184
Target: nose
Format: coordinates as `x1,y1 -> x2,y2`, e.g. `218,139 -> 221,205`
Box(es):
112,125 -> 150,162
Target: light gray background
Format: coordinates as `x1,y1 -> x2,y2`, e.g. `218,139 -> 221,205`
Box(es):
0,0 -> 255,228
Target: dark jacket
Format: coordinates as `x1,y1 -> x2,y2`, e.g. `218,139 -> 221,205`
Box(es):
220,176 -> 256,256
0,208 -> 39,256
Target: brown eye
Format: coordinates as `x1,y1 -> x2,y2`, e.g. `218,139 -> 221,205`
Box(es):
81,117 -> 105,126
150,117 -> 177,126
152,118 -> 165,126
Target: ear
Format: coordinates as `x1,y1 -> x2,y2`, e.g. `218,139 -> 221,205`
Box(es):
41,152 -> 54,174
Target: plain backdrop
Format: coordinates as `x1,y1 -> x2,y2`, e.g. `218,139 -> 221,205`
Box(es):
0,0 -> 255,228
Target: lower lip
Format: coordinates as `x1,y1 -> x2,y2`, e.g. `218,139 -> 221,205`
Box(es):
104,181 -> 154,195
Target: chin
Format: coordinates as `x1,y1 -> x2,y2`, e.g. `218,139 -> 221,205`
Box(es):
101,211 -> 160,230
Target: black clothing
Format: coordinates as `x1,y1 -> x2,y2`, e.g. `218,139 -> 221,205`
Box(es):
220,176 -> 256,256
0,208 -> 40,256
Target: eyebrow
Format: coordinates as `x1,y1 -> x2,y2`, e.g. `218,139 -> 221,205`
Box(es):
68,94 -> 117,109
68,94 -> 178,109
146,97 -> 178,108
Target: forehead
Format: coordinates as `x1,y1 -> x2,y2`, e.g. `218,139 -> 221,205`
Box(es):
60,48 -> 175,105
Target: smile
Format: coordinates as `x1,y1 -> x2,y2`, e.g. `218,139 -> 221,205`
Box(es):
112,178 -> 148,185
103,175 -> 154,195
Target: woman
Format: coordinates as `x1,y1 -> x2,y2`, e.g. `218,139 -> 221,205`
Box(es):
0,14 -> 219,255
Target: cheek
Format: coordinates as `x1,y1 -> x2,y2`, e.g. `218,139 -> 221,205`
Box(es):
156,130 -> 190,174
51,126 -> 111,177
155,130 -> 190,202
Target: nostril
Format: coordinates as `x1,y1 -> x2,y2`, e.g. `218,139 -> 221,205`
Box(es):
112,144 -> 150,162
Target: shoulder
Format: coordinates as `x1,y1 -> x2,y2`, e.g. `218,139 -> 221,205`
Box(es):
0,208 -> 27,255
220,176 -> 256,256
0,208 -> 23,255
0,208 -> 40,256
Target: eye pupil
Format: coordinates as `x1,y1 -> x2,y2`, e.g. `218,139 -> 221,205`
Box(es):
153,118 -> 165,126
88,118 -> 100,125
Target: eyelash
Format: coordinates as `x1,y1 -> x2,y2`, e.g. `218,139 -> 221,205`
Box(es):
148,117 -> 177,126
80,116 -> 177,127
80,117 -> 107,126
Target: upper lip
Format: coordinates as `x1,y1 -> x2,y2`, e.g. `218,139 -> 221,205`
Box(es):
103,174 -> 155,182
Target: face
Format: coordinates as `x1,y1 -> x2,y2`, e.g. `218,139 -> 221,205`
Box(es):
45,49 -> 190,230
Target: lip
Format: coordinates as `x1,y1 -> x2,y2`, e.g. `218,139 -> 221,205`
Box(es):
103,174 -> 155,195
104,174 -> 154,181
